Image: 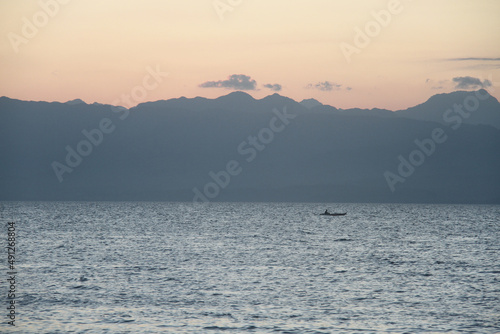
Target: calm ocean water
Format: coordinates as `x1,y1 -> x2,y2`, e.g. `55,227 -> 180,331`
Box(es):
0,202 -> 499,333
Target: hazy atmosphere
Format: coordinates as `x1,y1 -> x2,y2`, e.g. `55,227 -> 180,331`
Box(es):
1,1 -> 500,333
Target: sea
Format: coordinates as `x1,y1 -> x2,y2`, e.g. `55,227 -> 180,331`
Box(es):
0,202 -> 499,333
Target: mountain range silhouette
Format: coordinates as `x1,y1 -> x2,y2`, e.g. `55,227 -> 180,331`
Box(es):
1,89 -> 499,203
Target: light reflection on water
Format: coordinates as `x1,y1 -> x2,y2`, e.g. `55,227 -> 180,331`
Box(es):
1,202 -> 499,333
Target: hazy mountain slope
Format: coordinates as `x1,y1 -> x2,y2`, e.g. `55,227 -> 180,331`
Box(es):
1,92 -> 499,203
395,89 -> 500,129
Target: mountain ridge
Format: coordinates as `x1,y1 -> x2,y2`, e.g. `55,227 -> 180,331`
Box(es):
2,89 -> 499,130
1,90 -> 499,203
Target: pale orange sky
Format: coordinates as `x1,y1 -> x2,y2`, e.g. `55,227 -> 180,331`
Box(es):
1,0 -> 499,110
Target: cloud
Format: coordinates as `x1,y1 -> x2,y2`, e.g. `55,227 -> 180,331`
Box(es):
306,81 -> 342,91
263,83 -> 282,92
453,76 -> 492,89
441,57 -> 500,70
199,74 -> 257,90
426,78 -> 449,90
446,57 -> 500,61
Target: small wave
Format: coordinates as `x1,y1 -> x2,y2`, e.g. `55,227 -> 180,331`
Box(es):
203,326 -> 237,331
251,314 -> 267,319
69,285 -> 101,290
17,293 -> 40,306
353,297 -> 371,301
164,277 -> 181,282
101,318 -> 135,324
202,312 -> 234,319
101,313 -> 135,324
333,238 -> 353,242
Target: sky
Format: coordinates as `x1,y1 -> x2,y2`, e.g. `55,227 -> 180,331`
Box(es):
0,0 -> 499,110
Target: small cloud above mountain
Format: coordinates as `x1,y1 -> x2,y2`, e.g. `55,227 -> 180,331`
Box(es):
453,76 -> 492,89
199,74 -> 257,90
306,81 -> 343,92
426,76 -> 493,91
263,84 -> 282,92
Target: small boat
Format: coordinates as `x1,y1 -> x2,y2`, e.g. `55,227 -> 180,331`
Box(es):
320,212 -> 346,216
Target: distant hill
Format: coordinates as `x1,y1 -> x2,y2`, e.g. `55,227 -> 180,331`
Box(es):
395,89 -> 500,129
300,98 -> 322,109
1,90 -> 499,203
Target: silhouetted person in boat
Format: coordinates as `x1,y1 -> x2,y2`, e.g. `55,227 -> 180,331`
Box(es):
324,209 -> 330,215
